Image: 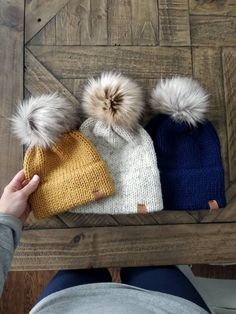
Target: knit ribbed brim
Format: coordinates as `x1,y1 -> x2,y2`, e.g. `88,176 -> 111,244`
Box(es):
160,167 -> 226,210
31,160 -> 115,219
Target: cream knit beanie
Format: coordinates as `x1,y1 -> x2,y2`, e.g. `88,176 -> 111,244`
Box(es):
71,72 -> 163,214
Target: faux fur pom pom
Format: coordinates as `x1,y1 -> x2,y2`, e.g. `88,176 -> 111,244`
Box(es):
151,77 -> 209,126
11,94 -> 79,148
82,72 -> 144,129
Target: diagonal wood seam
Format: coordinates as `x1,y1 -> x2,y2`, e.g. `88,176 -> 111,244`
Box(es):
25,0 -> 71,44
207,198 -> 236,223
25,48 -> 81,115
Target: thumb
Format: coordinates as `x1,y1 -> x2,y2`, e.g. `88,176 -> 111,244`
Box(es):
21,175 -> 40,196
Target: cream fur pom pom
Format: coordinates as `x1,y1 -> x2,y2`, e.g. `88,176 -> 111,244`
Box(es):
151,77 -> 209,126
82,72 -> 144,129
11,94 -> 80,148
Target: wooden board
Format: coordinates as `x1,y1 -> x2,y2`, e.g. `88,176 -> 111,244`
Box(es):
28,46 -> 192,79
191,15 -> 236,46
25,49 -> 81,112
0,0 -> 24,194
12,223 -> 236,270
56,0 -> 107,45
159,0 -> 188,10
29,18 -> 56,45
25,0 -> 70,43
159,2 -> 190,46
223,49 -> 236,185
189,0 -> 236,16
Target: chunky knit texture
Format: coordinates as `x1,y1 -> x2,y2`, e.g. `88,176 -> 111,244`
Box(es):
71,118 -> 163,214
146,114 -> 226,210
24,131 -> 115,219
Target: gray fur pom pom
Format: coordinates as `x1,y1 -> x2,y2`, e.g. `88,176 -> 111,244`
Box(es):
11,94 -> 80,149
151,77 -> 209,126
82,72 -> 144,129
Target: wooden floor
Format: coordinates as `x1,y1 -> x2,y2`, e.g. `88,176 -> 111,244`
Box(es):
1,0 -> 236,313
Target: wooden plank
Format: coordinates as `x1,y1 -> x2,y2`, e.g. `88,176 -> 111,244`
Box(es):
29,18 -> 56,45
159,0 -> 188,10
0,119 -> 23,195
223,48 -> 236,184
60,78 -> 87,101
108,0 -> 158,46
108,0 -> 132,45
192,265 -> 236,279
56,0 -> 107,45
192,48 -> 229,190
24,212 -> 67,230
113,214 -> 158,225
159,0 -> 190,46
12,223 -> 236,270
0,0 -> 24,194
58,213 -> 119,227
226,181 -> 236,204
29,46 -> 192,79
25,49 -> 81,111
25,0 -> 70,43
130,0 -> 158,46
189,0 -> 236,16
152,211 -> 197,224
191,15 -> 236,46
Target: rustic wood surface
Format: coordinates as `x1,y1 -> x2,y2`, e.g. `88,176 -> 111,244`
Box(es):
0,0 -> 24,194
11,222 -> 236,271
0,0 -> 236,270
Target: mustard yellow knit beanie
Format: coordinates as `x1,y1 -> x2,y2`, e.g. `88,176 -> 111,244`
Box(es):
11,94 -> 115,219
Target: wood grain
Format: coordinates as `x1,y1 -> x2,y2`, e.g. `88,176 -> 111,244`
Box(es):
58,212 -> 119,227
29,18 -> 56,45
192,47 -> 229,190
113,213 -> 158,225
159,6 -> 190,46
0,0 -> 23,194
56,0 -> 107,45
25,49 -> 81,110
12,223 -> 236,270
130,0 -> 158,45
153,211 -> 198,224
29,46 -> 192,79
190,0 -> 236,16
159,0 -> 188,10
201,199 -> 236,223
108,0 -> 159,46
24,212 -> 67,230
25,0 -> 70,43
223,48 -> 236,184
192,264 -> 236,280
191,15 -> 236,46
108,0 -> 132,45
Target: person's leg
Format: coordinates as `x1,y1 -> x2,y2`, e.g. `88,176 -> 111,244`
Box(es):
37,268 -> 111,303
121,266 -> 210,313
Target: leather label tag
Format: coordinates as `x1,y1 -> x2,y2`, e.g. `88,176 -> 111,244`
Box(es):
208,200 -> 219,211
137,204 -> 147,214
93,190 -> 104,201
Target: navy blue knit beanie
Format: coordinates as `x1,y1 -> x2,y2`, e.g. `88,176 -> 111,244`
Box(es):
146,77 -> 226,211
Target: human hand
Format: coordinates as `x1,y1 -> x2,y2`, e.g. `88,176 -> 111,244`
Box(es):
0,169 -> 40,223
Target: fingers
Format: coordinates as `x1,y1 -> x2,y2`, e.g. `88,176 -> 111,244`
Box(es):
7,169 -> 25,191
21,175 -> 40,197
